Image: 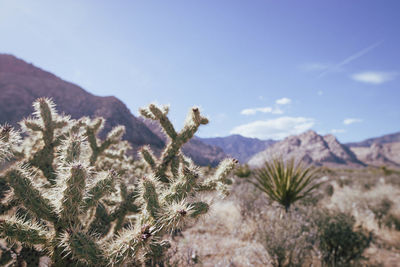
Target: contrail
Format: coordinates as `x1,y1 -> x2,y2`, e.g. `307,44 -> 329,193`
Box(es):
318,40 -> 383,78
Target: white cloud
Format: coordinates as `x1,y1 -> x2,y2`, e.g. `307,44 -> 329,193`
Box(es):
331,129 -> 346,134
240,106 -> 283,115
343,118 -> 363,125
317,90 -> 323,96
271,107 -> 284,115
230,117 -> 315,140
276,97 -> 291,105
351,71 -> 397,84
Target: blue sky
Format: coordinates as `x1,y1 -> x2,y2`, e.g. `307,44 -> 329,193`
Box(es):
1,0 -> 399,142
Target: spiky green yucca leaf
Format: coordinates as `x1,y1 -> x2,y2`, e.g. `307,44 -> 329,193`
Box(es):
251,157 -> 321,212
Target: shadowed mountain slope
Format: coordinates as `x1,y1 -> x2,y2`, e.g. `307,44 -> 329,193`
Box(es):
198,135 -> 276,163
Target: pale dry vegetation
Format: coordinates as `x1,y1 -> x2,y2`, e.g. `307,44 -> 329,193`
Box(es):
165,166 -> 400,267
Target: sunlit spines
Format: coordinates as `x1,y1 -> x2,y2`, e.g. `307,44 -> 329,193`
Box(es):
140,177 -> 161,220
139,145 -> 157,171
83,170 -> 117,212
0,216 -> 50,247
106,224 -> 158,266
158,200 -> 194,232
56,132 -> 88,165
60,163 -> 88,226
198,158 -> 238,195
59,228 -> 105,266
84,118 -> 126,166
163,165 -> 200,204
0,124 -> 20,162
5,167 -> 59,223
179,107 -> 208,144
190,201 -> 210,218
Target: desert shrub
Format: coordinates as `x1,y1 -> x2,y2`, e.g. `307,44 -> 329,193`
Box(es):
315,210 -> 372,267
249,157 -> 321,212
383,213 -> 400,231
324,184 -> 334,197
234,164 -> 251,178
0,98 -> 237,266
368,197 -> 393,228
163,246 -> 200,266
255,207 -> 316,267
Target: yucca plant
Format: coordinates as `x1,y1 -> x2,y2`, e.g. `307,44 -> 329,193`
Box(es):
249,157 -> 321,212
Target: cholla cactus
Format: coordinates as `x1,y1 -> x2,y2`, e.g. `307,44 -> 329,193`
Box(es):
0,124 -> 20,162
0,99 -> 237,266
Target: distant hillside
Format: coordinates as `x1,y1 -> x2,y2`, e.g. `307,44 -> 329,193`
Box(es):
248,130 -> 365,168
350,143 -> 400,167
198,135 -> 276,163
0,54 -> 225,166
347,132 -> 400,147
346,131 -> 400,167
140,118 -> 227,167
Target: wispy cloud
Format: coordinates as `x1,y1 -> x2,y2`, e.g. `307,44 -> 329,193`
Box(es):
351,71 -> 397,84
276,97 -> 291,105
318,41 -> 383,78
240,106 -> 282,115
299,63 -> 330,72
230,117 -> 315,140
331,129 -> 346,134
343,118 -> 363,125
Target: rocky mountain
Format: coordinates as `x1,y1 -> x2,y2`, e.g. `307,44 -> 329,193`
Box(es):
350,143 -> 400,167
140,118 -> 227,167
346,132 -> 400,147
346,132 -> 400,167
248,130 -> 365,168
198,135 -> 276,163
0,54 -> 224,166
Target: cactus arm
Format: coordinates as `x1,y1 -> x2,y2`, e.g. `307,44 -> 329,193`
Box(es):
0,217 -> 50,247
156,108 -> 208,179
0,124 -> 20,162
197,158 -> 238,194
163,166 -> 199,203
60,164 -> 87,226
190,201 -> 209,218
6,168 -> 59,223
83,170 -> 116,212
140,104 -> 177,140
141,178 -> 161,220
139,146 -> 157,171
59,230 -> 106,266
21,98 -> 70,184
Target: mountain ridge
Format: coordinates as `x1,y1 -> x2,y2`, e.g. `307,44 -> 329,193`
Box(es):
248,130 -> 365,168
346,132 -> 400,147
